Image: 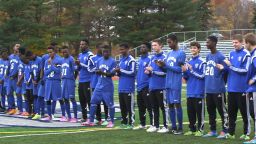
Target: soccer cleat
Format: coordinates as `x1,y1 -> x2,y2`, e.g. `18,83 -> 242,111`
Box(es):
240,134 -> 250,141
0,107 -> 5,112
21,112 -> 30,117
157,127 -> 169,133
244,138 -> 256,144
101,121 -> 109,126
41,116 -> 52,122
133,125 -> 146,130
216,131 -> 226,139
124,125 -> 134,130
106,121 -> 114,128
146,126 -> 159,133
7,109 -> 16,115
32,114 -> 41,120
69,118 -> 78,123
173,129 -> 183,135
184,131 -> 195,136
84,122 -> 96,127
194,131 -> 204,137
59,116 -> 69,122
14,110 -> 22,115
95,120 -> 103,125
217,133 -> 235,139
80,119 -> 87,123
203,131 -> 218,137
81,119 -> 90,126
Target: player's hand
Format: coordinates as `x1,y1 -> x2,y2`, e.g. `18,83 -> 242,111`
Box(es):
249,79 -> 255,85
145,66 -> 153,72
144,70 -> 150,74
96,69 -> 103,75
32,80 -> 38,85
16,81 -> 21,87
0,80 -> 3,84
115,67 -> 120,73
156,60 -> 165,67
223,59 -> 231,66
75,60 -> 80,65
216,64 -> 224,70
48,58 -> 52,65
181,65 -> 188,72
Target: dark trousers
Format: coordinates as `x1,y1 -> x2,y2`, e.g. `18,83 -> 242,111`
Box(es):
150,89 -> 168,128
137,87 -> 153,126
26,89 -> 34,114
228,92 -> 248,135
78,82 -> 91,120
119,92 -> 135,125
187,97 -> 204,132
92,88 -> 109,121
206,93 -> 228,132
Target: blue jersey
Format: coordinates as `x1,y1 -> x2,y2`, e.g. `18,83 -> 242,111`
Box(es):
164,49 -> 186,90
44,55 -> 62,80
31,56 -> 42,82
0,59 -> 5,81
137,54 -> 151,91
183,56 -> 205,98
148,52 -> 166,90
8,54 -> 20,77
246,48 -> 256,92
41,54 -> 49,80
3,60 -> 9,87
95,57 -> 116,91
17,61 -> 24,82
24,63 -> 32,89
61,56 -> 75,80
77,50 -> 94,83
205,51 -> 227,93
88,54 -> 102,88
227,48 -> 250,92
118,55 -> 136,93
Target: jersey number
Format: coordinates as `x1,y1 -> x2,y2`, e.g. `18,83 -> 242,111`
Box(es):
205,66 -> 214,76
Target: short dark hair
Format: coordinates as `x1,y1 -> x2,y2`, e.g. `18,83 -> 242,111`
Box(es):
151,39 -> 162,46
167,34 -> 178,43
25,50 -> 33,57
232,34 -> 243,42
119,43 -> 129,49
244,33 -> 256,45
190,41 -> 201,49
142,42 -> 151,50
102,44 -> 111,50
19,47 -> 26,55
207,35 -> 218,43
47,45 -> 54,50
81,39 -> 89,45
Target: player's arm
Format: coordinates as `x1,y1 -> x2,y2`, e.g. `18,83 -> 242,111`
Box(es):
120,60 -> 136,77
228,54 -> 250,74
104,60 -> 117,77
249,57 -> 256,85
189,62 -> 206,79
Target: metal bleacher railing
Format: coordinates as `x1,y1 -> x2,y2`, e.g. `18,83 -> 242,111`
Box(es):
115,29 -> 256,61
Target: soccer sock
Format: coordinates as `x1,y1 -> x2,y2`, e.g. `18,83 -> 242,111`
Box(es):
17,95 -> 23,112
64,99 -> 71,119
39,97 -> 45,116
51,101 -> 56,115
176,107 -> 183,130
89,104 -> 97,122
59,100 -> 65,117
47,101 -> 52,117
71,98 -> 77,119
169,108 -> 177,129
109,106 -> 115,123
33,95 -> 38,113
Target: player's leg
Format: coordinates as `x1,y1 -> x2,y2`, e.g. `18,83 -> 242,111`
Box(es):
6,79 -> 15,114
144,88 -> 153,127
185,97 -> 196,135
84,82 -> 91,118
102,91 -> 115,128
119,93 -> 128,127
238,93 -> 250,140
147,90 -> 159,132
195,97 -> 205,137
216,93 -> 228,138
173,90 -> 183,134
167,89 -> 177,132
127,93 -> 135,128
157,90 -> 169,133
78,82 -> 87,121
226,92 -> 238,138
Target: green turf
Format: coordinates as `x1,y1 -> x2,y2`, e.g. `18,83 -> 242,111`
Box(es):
0,81 -> 250,144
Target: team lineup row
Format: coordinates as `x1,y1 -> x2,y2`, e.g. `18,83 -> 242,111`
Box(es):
0,33 -> 256,143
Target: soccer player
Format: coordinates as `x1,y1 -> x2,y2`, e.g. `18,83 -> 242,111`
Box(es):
61,46 -> 78,123
145,40 -> 168,133
157,34 -> 186,134
83,45 -> 116,128
41,46 -> 63,121
26,51 -> 44,120
2,51 -> 9,112
133,42 -> 153,130
6,43 -> 20,115
203,36 -> 229,138
76,39 -> 94,123
88,43 -> 109,125
216,34 -> 251,140
115,43 -> 136,129
243,33 -> 256,144
183,42 -> 205,137
0,50 -> 8,112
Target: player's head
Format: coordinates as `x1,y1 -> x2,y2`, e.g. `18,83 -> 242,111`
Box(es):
25,50 -> 35,61
151,39 -> 162,53
1,50 -> 8,60
96,43 -> 103,55
140,42 -> 151,55
190,41 -> 201,56
48,46 -> 55,58
206,35 -> 218,50
119,43 -> 129,56
167,34 -> 178,50
244,33 -> 256,51
232,34 -> 243,50
80,39 -> 89,52
61,46 -> 70,58
50,42 -> 58,53
18,47 -> 26,56
13,43 -> 20,55
102,45 -> 111,59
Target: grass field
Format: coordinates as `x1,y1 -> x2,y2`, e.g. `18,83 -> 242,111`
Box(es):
0,80 -> 248,144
